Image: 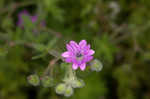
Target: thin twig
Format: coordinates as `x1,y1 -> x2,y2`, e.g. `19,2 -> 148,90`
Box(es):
41,27 -> 62,38
48,50 -> 62,60
43,58 -> 59,77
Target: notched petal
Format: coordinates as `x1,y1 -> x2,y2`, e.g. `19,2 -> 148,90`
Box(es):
79,40 -> 87,47
72,64 -> 78,70
70,41 -> 79,52
66,44 -> 73,52
62,51 -> 70,58
65,58 -> 72,63
79,63 -> 86,71
88,50 -> 95,56
87,44 -> 91,49
85,56 -> 93,62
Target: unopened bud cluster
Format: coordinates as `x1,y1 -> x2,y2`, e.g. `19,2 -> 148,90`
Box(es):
71,79 -> 85,88
27,74 -> 53,87
55,77 -> 84,97
55,83 -> 73,97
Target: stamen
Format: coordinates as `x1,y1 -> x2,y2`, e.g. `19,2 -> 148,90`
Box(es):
76,53 -> 82,57
76,52 -> 83,61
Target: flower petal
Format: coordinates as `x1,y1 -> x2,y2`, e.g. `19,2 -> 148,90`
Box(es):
72,64 -> 78,70
87,50 -> 95,56
82,56 -> 93,63
70,41 -> 79,52
86,44 -> 90,49
31,15 -> 38,23
65,58 -> 72,63
79,63 -> 86,71
86,56 -> 93,62
18,10 -> 29,18
82,44 -> 91,54
66,44 -> 73,52
79,40 -> 87,48
61,51 -> 70,57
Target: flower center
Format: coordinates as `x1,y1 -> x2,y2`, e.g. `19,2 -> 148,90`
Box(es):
76,53 -> 82,57
76,53 -> 83,60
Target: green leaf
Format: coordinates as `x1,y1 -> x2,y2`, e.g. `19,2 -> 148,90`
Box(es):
33,44 -> 46,52
32,53 -> 46,60
47,38 -> 58,50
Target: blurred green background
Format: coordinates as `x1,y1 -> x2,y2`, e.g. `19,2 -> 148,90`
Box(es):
0,0 -> 150,99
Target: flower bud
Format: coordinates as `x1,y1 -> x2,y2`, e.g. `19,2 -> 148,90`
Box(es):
55,83 -> 66,94
27,74 -> 40,86
72,79 -> 85,88
41,76 -> 53,87
90,59 -> 103,72
64,86 -> 73,97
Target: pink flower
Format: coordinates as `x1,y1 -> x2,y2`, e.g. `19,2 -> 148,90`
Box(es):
16,10 -> 29,28
17,10 -> 45,28
62,40 -> 95,71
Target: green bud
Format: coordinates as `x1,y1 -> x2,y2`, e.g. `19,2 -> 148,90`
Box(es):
64,86 -> 73,97
90,59 -> 103,72
41,76 -> 53,87
27,74 -> 40,86
55,83 -> 66,94
72,79 -> 85,88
